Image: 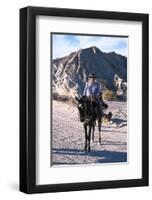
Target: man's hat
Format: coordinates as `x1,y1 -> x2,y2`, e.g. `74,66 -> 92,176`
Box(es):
88,73 -> 97,78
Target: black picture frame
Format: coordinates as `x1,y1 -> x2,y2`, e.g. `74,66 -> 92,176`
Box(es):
20,6 -> 149,194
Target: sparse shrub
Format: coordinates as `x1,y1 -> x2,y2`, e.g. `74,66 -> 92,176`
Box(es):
102,89 -> 117,101
52,92 -> 77,106
53,93 -> 69,101
58,95 -> 69,101
52,92 -> 60,100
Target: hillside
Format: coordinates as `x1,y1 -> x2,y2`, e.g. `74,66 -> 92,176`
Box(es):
52,46 -> 127,98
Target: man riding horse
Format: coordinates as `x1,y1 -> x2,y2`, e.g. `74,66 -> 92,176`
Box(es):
76,73 -> 109,152
83,73 -> 104,119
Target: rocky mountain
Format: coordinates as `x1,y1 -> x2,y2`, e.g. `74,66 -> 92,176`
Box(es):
52,46 -> 127,98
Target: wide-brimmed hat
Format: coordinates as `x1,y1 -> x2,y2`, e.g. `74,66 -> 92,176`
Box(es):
88,74 -> 97,78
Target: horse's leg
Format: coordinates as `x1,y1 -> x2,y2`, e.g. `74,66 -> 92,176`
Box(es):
92,123 -> 95,142
88,125 -> 92,152
84,124 -> 87,151
98,116 -> 102,145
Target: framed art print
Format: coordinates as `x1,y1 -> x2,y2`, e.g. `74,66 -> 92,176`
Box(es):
20,6 -> 149,193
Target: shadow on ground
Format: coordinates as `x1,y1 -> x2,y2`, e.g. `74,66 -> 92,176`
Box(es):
111,118 -> 127,128
52,148 -> 127,165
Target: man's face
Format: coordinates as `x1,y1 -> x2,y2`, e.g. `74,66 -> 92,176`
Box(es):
89,77 -> 96,83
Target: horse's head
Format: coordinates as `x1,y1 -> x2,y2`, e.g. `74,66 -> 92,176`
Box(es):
75,96 -> 87,122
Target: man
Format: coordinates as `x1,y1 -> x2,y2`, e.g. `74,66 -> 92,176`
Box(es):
83,74 -> 103,116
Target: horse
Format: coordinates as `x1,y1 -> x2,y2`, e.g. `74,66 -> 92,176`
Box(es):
75,96 -> 104,152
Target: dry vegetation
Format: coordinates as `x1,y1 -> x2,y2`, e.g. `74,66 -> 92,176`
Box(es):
102,89 -> 117,101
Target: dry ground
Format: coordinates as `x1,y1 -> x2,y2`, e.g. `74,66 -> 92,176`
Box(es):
52,100 -> 127,166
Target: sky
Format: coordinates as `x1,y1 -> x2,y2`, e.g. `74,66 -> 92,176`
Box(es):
52,34 -> 128,59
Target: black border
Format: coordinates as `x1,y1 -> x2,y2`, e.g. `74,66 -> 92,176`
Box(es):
20,6 -> 149,194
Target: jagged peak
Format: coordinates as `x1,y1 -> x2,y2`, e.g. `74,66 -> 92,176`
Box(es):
84,46 -> 100,51
53,46 -> 126,61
